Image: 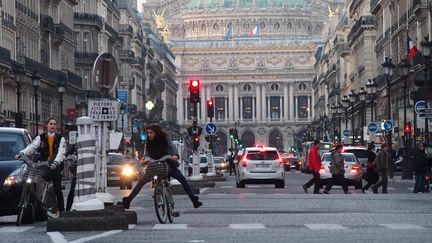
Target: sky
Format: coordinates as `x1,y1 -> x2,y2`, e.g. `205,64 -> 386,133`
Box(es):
136,0 -> 146,12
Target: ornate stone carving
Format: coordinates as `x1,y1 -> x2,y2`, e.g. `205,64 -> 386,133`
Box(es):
296,56 -> 311,65
267,56 -> 282,65
239,57 -> 254,66
257,127 -> 266,136
201,58 -> 210,70
184,58 -> 199,66
212,57 -> 227,66
257,56 -> 266,70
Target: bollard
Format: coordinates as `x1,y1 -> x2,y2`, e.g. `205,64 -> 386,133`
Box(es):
72,116 -> 104,211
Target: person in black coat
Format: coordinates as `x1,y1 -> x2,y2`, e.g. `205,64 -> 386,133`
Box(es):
362,143 -> 379,193
413,143 -> 427,193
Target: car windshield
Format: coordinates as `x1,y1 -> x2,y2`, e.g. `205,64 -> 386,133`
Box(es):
246,150 -> 279,160
107,154 -> 125,165
189,156 -> 207,163
213,157 -> 223,164
344,149 -> 368,161
0,133 -> 26,161
321,153 -> 356,163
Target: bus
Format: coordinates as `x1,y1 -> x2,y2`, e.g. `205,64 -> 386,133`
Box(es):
301,141 -> 333,172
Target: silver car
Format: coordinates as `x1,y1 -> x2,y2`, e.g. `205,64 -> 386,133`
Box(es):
320,152 -> 362,189
235,146 -> 285,188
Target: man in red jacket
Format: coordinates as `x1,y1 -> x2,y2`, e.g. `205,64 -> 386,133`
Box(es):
302,140 -> 322,194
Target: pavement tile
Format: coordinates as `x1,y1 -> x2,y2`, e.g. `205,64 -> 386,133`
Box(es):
228,224 -> 267,229
380,224 -> 426,230
0,226 -> 34,232
153,224 -> 188,230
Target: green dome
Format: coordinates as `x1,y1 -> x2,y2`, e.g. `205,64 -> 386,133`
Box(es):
185,0 -> 306,10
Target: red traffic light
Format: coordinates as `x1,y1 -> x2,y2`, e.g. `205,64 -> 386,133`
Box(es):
190,79 -> 200,88
207,99 -> 213,107
404,123 -> 411,133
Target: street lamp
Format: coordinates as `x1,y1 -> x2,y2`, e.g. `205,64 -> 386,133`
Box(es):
120,104 -> 126,133
57,80 -> 65,131
366,79 -> 378,122
337,103 -> 344,142
341,95 -> 350,131
12,64 -> 24,128
398,58 -> 412,179
331,104 -> 338,142
358,88 -> 367,145
349,90 -> 356,145
32,71 -> 41,136
382,57 -> 396,144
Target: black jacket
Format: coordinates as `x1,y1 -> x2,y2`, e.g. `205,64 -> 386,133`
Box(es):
413,149 -> 427,176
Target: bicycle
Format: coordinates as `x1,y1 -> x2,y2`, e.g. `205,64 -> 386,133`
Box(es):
16,156 -> 59,226
142,156 -> 178,224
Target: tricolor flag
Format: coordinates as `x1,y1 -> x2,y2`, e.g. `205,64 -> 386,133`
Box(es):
224,23 -> 233,41
407,35 -> 419,60
248,24 -> 260,37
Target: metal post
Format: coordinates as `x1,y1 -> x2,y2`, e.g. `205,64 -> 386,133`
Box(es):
351,103 -> 355,145
345,108 -> 348,130
371,97 -> 374,122
191,101 -> 202,180
59,93 -> 63,131
16,82 -> 22,128
361,102 -> 365,145
387,77 -> 393,144
34,86 -> 38,135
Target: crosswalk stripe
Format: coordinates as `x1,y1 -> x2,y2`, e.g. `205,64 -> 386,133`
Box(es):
387,187 -> 396,190
229,224 -> 266,229
380,224 -> 425,230
305,224 -> 347,230
220,186 -> 233,189
0,226 -> 34,232
247,185 -> 261,188
153,224 -> 187,230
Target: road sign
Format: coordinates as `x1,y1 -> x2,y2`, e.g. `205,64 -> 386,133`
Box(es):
368,122 -> 378,133
205,122 -> 217,135
343,129 -> 350,137
419,108 -> 432,118
88,99 -> 119,121
415,101 -> 426,115
383,120 -> 393,131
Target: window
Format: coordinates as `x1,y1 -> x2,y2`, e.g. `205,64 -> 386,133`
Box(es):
246,150 -> 279,160
270,96 -> 280,119
215,97 -> 225,120
83,32 -> 90,52
0,133 -> 26,161
242,97 -> 253,119
297,96 -> 308,118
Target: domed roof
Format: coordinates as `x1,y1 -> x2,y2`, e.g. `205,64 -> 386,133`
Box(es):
185,0 -> 306,10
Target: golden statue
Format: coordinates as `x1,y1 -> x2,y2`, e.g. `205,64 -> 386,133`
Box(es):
152,9 -> 170,43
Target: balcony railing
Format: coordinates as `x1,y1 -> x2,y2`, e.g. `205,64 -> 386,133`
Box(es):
55,22 -> 74,38
74,12 -> 103,30
370,0 -> 381,14
0,47 -> 11,65
105,23 -> 119,40
119,24 -> 133,35
349,0 -> 362,14
74,52 -> 99,64
40,15 -> 54,32
347,15 -> 375,42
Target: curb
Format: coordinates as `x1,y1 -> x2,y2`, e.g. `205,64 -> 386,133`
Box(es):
47,205 -> 137,232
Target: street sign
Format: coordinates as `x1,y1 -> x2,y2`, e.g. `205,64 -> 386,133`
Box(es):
88,99 -> 119,121
343,129 -> 350,137
383,120 -> 393,131
419,108 -> 432,118
205,122 -> 217,135
368,122 -> 378,133
415,101 -> 425,115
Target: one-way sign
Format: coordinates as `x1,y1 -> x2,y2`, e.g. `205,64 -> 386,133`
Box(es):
205,122 -> 217,135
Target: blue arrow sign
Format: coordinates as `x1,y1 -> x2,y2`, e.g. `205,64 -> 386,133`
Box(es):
368,122 -> 378,132
205,122 -> 217,135
415,101 -> 425,115
383,120 -> 393,132
343,129 -> 350,137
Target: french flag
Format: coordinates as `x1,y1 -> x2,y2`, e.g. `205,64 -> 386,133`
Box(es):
248,24 -> 260,36
407,35 -> 419,60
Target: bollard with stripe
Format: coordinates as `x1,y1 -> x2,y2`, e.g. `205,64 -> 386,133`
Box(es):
72,116 -> 104,211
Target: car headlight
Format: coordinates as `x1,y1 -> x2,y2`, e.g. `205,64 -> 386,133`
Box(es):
121,166 -> 134,176
3,166 -> 26,187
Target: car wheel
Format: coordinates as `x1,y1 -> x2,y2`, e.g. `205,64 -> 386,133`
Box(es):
275,181 -> 285,188
238,181 -> 245,188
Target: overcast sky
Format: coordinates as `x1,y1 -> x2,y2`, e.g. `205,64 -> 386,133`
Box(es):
136,0 -> 145,12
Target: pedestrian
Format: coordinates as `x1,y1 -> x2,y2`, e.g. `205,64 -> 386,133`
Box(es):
413,143 -> 427,193
228,148 -> 236,175
15,117 -> 66,212
323,144 -> 350,194
371,143 -> 390,193
387,143 -> 396,182
302,140 -> 322,194
362,143 -> 379,193
122,124 -> 202,209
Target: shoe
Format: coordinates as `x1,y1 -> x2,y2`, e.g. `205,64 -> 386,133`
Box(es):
47,209 -> 60,219
382,191 -> 388,194
323,190 -> 330,194
172,212 -> 180,217
344,191 -> 352,194
361,188 -> 365,194
122,197 -> 131,209
302,185 -> 308,193
192,196 -> 203,209
372,188 -> 378,194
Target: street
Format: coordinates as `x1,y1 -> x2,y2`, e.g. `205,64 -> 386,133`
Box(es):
1,172 -> 432,242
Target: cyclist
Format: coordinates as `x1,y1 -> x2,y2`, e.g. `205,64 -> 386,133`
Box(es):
122,124 -> 202,209
15,117 -> 66,212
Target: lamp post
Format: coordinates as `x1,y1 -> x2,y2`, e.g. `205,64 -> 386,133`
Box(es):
421,37 -> 432,143
358,88 -> 367,145
349,90 -> 356,145
331,104 -> 337,142
366,79 -> 378,122
57,80 -> 65,131
398,59 -> 412,179
341,95 -> 349,131
120,104 -> 126,133
31,71 -> 40,136
382,57 -> 396,144
13,65 -> 24,128
337,104 -> 344,143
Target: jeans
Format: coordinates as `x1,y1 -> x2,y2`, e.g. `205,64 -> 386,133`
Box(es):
372,170 -> 388,193
66,176 -> 76,211
414,174 -> 425,193
303,172 -> 321,193
325,174 -> 348,193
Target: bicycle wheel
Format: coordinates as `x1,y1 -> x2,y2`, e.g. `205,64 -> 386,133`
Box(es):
43,184 -> 59,218
16,186 -> 32,226
153,186 -> 167,224
167,193 -> 174,223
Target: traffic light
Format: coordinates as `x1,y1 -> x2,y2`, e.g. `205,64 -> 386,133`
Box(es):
207,98 -> 214,118
192,135 -> 200,151
189,79 -> 200,103
290,146 -> 297,153
229,128 -> 234,138
404,122 -> 411,134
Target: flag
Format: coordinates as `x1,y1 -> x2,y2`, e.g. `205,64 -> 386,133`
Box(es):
407,35 -> 419,60
248,24 -> 260,36
224,23 -> 233,41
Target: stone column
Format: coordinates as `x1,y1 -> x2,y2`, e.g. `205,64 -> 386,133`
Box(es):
177,83 -> 184,124
289,83 -> 294,120
252,97 -> 256,120
311,93 -> 315,120
267,97 -> 270,120
256,84 -> 261,121
224,97 -> 228,121
200,84 -> 207,122
261,84 -> 266,120
239,96 -> 243,121
284,83 -> 289,121
279,96 -> 283,120
229,84 -> 234,122
308,96 -> 311,119
234,85 -> 239,121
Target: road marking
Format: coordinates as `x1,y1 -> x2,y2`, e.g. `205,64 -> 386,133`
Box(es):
208,193 -> 227,196
305,224 -> 347,230
47,232 -> 68,243
128,224 -> 136,229
229,224 -> 266,230
407,187 -> 414,191
380,224 -> 425,230
153,224 -> 187,230
387,187 -> 396,190
240,193 -> 257,196
188,240 -> 206,243
0,226 -> 34,232
247,185 -> 261,188
220,185 -> 233,189
199,188 -> 209,194
69,230 -> 123,243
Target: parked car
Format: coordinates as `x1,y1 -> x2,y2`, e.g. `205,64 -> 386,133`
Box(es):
107,153 -> 135,190
187,155 -> 209,174
281,153 -> 301,171
235,146 -> 285,188
213,156 -> 228,172
319,152 -> 362,189
340,146 -> 369,171
0,128 -> 45,223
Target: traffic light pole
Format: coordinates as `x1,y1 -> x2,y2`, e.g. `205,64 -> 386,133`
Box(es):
206,116 -> 216,176
190,101 -> 203,181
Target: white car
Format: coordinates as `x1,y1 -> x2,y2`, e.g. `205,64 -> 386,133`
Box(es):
188,155 -> 208,173
235,146 -> 285,188
319,152 -> 362,189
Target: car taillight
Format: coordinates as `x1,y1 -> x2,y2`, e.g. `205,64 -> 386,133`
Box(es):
242,158 -> 247,168
319,165 -> 325,174
278,156 -> 284,167
350,166 -> 360,173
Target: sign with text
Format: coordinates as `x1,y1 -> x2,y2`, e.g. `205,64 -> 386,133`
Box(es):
88,99 -> 119,121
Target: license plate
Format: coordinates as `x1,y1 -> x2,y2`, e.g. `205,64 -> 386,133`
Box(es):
256,164 -> 270,168
108,176 -> 120,180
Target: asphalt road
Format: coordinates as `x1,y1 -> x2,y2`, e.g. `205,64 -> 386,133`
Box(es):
1,171 -> 432,243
